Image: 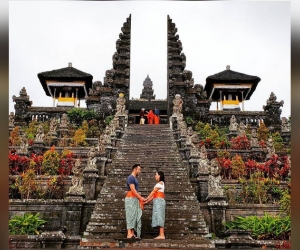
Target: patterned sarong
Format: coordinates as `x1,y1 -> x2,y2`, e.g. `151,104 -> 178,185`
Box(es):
152,198 -> 166,228
125,197 -> 142,237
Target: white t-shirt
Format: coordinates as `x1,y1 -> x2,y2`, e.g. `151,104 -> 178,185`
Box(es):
154,181 -> 165,193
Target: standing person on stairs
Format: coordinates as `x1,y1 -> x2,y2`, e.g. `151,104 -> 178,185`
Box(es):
144,171 -> 166,239
125,164 -> 146,239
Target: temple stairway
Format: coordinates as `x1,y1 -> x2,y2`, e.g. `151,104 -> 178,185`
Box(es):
80,124 -> 214,248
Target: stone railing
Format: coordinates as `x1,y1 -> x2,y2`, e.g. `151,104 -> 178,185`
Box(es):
207,110 -> 268,128
26,106 -> 78,123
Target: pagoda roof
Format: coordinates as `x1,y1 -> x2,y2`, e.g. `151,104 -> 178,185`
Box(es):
37,64 -> 93,97
204,67 -> 261,100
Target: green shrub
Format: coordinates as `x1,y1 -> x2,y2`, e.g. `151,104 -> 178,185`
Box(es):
9,213 -> 47,235
225,212 -> 290,240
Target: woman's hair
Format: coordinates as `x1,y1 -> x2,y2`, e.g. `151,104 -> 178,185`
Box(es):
157,171 -> 165,183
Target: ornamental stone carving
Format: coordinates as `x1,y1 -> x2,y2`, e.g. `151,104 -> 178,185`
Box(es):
266,136 -> 275,159
9,112 -> 15,128
281,117 -> 290,132
172,94 -> 183,116
18,134 -> 28,155
48,117 -> 58,136
35,124 -> 45,142
250,129 -> 259,148
86,146 -> 97,170
238,122 -> 246,136
68,159 -> 84,194
208,158 -> 224,197
59,114 -> 69,128
197,145 -> 210,175
229,115 -> 238,131
115,93 -> 126,116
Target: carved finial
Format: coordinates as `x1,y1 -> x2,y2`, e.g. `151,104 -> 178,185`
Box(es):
68,62 -> 72,67
226,65 -> 230,70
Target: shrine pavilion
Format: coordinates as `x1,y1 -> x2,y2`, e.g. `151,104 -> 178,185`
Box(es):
37,62 -> 93,107
204,65 -> 261,111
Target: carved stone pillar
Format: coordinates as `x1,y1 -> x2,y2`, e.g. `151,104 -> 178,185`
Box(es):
207,197 -> 228,237
197,175 -> 209,202
105,146 -> 113,160
40,230 -> 66,249
83,168 -> 99,200
63,196 -> 84,235
97,157 -> 108,176
281,131 -> 291,146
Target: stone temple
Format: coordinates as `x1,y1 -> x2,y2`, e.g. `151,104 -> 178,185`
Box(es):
9,14 -> 290,249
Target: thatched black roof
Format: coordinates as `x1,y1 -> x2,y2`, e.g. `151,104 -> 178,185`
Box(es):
37,65 -> 93,97
204,68 -> 261,100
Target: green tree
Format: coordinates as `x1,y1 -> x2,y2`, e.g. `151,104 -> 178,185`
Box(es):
257,122 -> 269,141
42,146 -> 60,175
72,128 -> 87,147
9,126 -> 21,146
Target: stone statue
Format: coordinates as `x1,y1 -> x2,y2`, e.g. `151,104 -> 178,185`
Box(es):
103,126 -> 112,145
229,115 -> 238,131
68,159 -> 84,194
267,92 -> 277,104
49,117 -> 58,134
97,133 -> 106,153
250,129 -> 259,148
59,114 -> 69,128
186,127 -> 193,145
9,112 -> 15,127
208,158 -> 224,196
172,94 -> 183,116
238,122 -> 246,136
266,136 -> 275,159
115,93 -> 126,116
86,146 -> 97,169
197,145 -> 210,175
18,134 -> 28,154
35,124 -> 45,142
281,117 -> 290,132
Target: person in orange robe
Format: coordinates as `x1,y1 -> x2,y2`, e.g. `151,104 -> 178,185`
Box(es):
147,110 -> 154,124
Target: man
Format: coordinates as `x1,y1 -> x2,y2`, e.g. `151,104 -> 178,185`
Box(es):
154,107 -> 160,124
125,164 -> 146,238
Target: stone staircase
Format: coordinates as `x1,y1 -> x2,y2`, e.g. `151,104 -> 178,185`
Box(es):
80,124 -> 214,248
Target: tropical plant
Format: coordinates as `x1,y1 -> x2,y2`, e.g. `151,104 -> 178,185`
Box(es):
9,126 -> 22,146
231,154 -> 246,179
225,213 -> 290,240
257,122 -> 269,141
16,160 -> 45,199
230,135 -> 250,150
67,108 -> 98,126
72,128 -> 87,147
44,175 -> 65,199
105,115 -> 114,125
9,213 -> 47,235
272,132 -> 285,154
42,146 -> 60,175
239,172 -> 268,204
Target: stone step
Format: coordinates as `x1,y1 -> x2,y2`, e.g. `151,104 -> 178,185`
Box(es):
83,124 -> 211,246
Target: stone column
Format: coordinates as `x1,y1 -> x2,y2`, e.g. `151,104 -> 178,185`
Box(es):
207,196 -> 228,237
40,230 -> 66,249
98,157 -> 108,176
83,168 -> 99,200
64,194 -> 85,236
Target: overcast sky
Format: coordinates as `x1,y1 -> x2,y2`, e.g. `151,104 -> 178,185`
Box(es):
9,1 -> 290,118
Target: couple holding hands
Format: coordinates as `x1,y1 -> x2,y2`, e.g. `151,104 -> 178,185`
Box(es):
125,164 -> 165,240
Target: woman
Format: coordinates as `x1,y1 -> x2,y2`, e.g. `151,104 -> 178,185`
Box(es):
144,171 -> 166,239
146,109 -> 155,124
